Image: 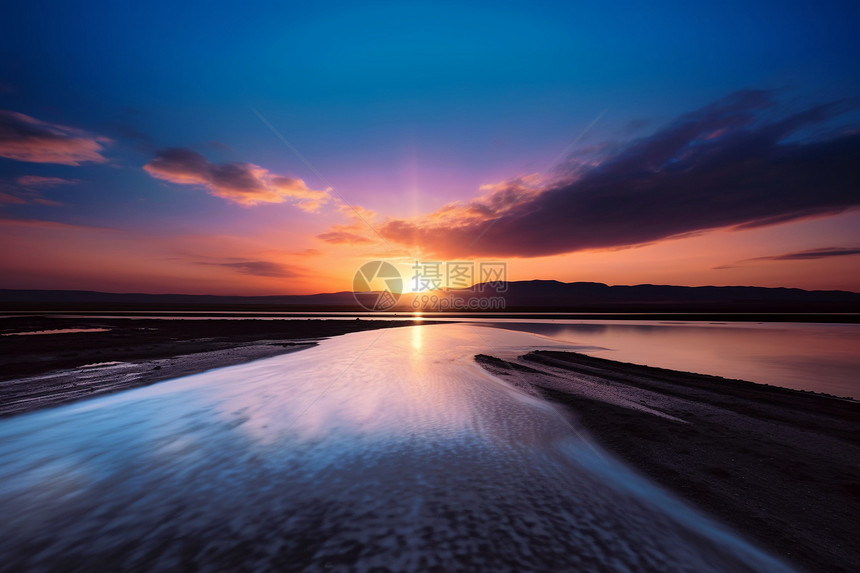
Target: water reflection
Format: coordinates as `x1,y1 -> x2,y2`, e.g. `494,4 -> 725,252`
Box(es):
0,325 -> 793,571
491,321 -> 860,398
411,323 -> 423,350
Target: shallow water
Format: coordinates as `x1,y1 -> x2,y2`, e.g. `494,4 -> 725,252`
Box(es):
0,324 -> 794,571
486,320 -> 860,399
7,311 -> 857,397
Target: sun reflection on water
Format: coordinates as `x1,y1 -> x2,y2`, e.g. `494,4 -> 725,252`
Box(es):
411,324 -> 423,351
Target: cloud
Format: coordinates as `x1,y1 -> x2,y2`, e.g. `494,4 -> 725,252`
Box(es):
317,230 -> 374,245
315,203 -> 383,245
337,202 -> 377,221
0,110 -> 111,165
0,176 -> 75,206
16,175 -> 77,187
197,260 -> 303,277
0,193 -> 61,207
748,247 -> 860,261
372,90 -> 860,258
0,193 -> 27,205
143,148 -> 330,209
0,218 -> 104,230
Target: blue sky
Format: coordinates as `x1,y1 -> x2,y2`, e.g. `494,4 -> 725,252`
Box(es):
1,1 -> 859,293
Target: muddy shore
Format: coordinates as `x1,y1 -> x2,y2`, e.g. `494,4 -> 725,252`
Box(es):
477,351 -> 860,573
0,316 -> 424,418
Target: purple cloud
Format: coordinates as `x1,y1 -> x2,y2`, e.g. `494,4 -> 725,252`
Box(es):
749,247 -> 860,261
0,110 -> 110,165
374,90 -> 860,258
196,260 -> 304,277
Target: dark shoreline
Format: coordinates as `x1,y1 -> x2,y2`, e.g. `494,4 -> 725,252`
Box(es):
4,308 -> 860,323
477,351 -> 860,573
0,316 -> 427,418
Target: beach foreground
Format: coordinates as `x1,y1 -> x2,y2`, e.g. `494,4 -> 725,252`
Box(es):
0,316 -> 426,417
477,350 -> 860,573
0,324 -> 799,572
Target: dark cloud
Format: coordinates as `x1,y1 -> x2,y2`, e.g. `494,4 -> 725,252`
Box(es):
144,148 -> 329,209
376,90 -> 860,258
0,110 -> 110,165
198,260 -> 302,277
749,247 -> 860,261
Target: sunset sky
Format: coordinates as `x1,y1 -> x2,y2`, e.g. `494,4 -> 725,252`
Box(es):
1,0 -> 859,295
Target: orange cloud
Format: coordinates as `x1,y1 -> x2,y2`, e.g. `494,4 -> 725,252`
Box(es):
371,175 -> 545,255
143,148 -> 330,209
317,229 -> 374,245
315,176 -> 546,251
0,110 -> 110,165
0,219 -> 335,294
336,203 -> 377,221
314,202 -> 386,246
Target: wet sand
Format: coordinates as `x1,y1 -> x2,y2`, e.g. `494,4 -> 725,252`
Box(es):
0,316 -> 425,418
477,350 -> 860,573
0,324 -> 796,572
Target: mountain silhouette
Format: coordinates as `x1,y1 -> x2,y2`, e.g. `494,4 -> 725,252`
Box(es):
2,281 -> 858,312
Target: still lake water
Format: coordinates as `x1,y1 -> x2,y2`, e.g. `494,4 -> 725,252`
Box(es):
0,324 -> 796,571
478,319 -> 860,399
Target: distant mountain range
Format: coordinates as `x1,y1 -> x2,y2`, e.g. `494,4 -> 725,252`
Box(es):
1,281 -> 859,312
446,280 -> 860,312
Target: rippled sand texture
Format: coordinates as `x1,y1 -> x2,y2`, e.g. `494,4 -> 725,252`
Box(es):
0,324 -> 794,571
